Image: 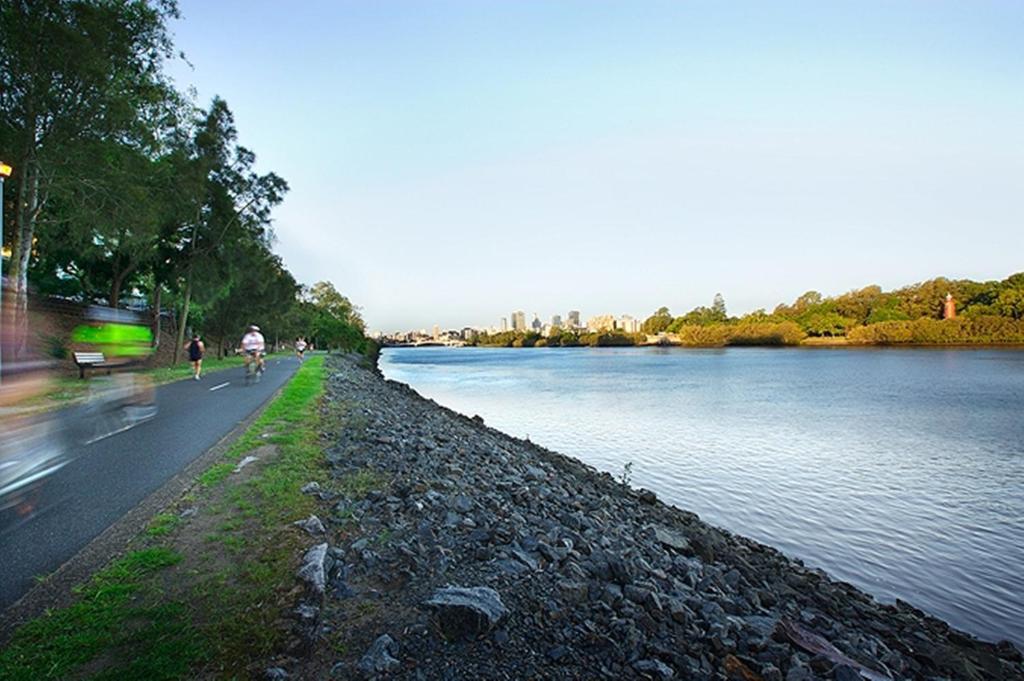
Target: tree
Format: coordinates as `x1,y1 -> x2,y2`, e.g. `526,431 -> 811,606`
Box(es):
0,0 -> 179,360
996,287 -> 1024,320
712,293 -> 727,321
304,281 -> 366,351
33,138 -> 170,306
200,243 -> 298,355
163,98 -> 287,361
801,311 -> 853,337
641,306 -> 672,334
834,285 -> 882,325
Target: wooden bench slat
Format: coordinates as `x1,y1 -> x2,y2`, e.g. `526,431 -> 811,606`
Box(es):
73,352 -> 110,378
73,353 -> 106,363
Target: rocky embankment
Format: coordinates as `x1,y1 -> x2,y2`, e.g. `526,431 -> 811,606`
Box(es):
276,355 -> 1023,680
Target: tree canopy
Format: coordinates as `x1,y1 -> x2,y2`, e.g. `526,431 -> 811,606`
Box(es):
0,0 -> 367,365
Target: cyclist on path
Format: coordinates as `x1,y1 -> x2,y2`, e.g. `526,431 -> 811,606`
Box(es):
240,325 -> 266,376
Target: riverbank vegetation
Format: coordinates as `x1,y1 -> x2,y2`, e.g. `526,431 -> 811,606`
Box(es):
472,273 -> 1024,348
0,0 -> 369,367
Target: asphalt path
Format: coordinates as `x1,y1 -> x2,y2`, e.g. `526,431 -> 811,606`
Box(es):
0,356 -> 300,609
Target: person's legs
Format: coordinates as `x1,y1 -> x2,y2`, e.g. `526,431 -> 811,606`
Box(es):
193,359 -> 202,379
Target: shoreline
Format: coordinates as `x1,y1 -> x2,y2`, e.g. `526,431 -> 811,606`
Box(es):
385,342 -> 1024,350
290,355 -> 1023,679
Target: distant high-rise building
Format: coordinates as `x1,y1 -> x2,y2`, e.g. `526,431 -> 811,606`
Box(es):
500,317 -> 508,332
531,314 -> 542,332
551,314 -> 562,328
568,310 -> 581,328
618,315 -> 640,333
512,310 -> 526,331
432,325 -> 440,340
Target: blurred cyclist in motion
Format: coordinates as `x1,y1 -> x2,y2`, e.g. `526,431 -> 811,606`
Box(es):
240,325 -> 266,380
295,336 -> 307,362
71,306 -> 157,443
0,298 -> 70,522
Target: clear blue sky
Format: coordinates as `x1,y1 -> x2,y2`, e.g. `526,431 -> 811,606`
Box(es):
167,1 -> 1024,332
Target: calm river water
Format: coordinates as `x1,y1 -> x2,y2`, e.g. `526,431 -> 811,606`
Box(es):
380,346 -> 1024,645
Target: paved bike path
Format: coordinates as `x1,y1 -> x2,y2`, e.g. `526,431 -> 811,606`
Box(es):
0,356 -> 300,610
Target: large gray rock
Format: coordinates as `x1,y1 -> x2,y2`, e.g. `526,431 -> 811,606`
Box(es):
654,526 -> 690,552
297,543 -> 329,596
293,515 -> 326,536
424,586 -> 508,640
357,634 -> 400,677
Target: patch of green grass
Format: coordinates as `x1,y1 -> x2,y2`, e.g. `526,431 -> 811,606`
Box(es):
0,548 -> 187,681
145,513 -> 181,537
197,462 -> 234,488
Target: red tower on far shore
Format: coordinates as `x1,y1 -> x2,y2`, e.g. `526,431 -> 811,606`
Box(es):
943,293 -> 957,319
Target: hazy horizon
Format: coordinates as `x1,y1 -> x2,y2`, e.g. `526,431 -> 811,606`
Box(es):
167,1 -> 1024,331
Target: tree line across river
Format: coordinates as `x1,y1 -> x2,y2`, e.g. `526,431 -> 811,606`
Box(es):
1,1 -> 371,367
473,273 -> 1024,347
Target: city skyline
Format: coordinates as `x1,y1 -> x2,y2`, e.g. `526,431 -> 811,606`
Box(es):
380,306 -> 651,336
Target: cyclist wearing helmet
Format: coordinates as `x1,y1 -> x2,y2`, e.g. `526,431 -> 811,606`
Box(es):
240,325 -> 266,375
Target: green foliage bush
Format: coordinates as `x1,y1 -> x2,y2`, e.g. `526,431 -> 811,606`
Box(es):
727,321 -> 806,346
847,316 -> 1024,344
671,325 -> 731,346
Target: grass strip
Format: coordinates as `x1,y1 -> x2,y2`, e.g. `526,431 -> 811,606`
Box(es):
0,355 -> 329,680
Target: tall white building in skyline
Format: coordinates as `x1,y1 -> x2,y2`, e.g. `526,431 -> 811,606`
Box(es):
511,310 -> 526,331
619,315 -> 641,333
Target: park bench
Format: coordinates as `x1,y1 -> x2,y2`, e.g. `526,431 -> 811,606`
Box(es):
72,352 -> 112,379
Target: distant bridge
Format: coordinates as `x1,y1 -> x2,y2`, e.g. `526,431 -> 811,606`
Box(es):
383,339 -> 466,348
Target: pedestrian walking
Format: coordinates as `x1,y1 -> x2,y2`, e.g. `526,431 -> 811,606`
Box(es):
188,334 -> 205,380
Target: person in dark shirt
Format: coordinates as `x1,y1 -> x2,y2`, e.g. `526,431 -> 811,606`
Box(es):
187,334 -> 205,380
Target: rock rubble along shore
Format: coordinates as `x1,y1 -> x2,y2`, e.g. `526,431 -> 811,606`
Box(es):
279,354 -> 1023,680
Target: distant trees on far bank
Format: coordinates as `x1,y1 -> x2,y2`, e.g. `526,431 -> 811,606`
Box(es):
474,273 -> 1024,348
638,273 -> 1024,346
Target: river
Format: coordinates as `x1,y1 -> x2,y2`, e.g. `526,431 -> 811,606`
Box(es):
380,345 -> 1024,646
